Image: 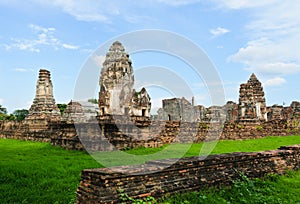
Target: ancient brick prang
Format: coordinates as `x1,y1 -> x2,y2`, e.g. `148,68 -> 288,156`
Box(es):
25,69 -> 61,128
98,41 -> 151,118
238,73 -> 267,122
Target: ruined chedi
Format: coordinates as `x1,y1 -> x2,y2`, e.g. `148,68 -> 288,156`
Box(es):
238,73 -> 267,122
98,41 -> 151,117
25,69 -> 61,124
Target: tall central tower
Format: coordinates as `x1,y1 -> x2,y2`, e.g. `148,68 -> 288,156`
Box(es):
98,41 -> 151,117
99,41 -> 135,115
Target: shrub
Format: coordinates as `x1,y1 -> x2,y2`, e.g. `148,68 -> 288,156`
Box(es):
255,125 -> 263,131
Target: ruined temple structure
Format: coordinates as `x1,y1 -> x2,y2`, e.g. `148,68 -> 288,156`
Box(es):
61,101 -> 86,123
224,101 -> 239,122
158,97 -> 195,121
269,101 -> 300,122
98,41 -> 151,118
157,97 -> 227,122
1,68 -> 300,151
157,74 -> 269,123
290,101 -> 300,119
267,105 -> 284,121
238,73 -> 267,122
25,69 -> 61,127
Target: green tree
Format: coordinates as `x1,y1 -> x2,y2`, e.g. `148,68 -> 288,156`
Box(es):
88,99 -> 98,104
13,109 -> 29,121
6,114 -> 15,121
0,105 -> 7,114
0,114 -> 6,120
0,105 -> 8,120
57,104 -> 67,115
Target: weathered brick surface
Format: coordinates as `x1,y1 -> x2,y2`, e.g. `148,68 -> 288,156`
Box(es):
0,118 -> 299,151
48,119 -> 300,150
75,145 -> 300,203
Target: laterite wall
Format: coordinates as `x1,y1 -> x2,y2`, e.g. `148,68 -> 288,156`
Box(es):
76,145 -> 300,203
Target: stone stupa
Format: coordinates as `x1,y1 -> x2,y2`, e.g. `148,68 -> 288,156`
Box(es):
25,69 -> 61,128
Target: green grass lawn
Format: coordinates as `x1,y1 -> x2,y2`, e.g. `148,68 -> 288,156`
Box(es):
0,139 -> 101,204
92,135 -> 300,166
0,135 -> 300,203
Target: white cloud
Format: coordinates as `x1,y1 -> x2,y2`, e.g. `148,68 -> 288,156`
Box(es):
225,1 -> 300,80
154,0 -> 202,6
4,24 -> 80,52
211,0 -> 277,9
248,63 -> 300,75
210,27 -> 230,37
14,68 -> 34,72
29,24 -> 56,33
4,24 -> 59,52
264,77 -> 286,87
32,0 -> 116,23
0,98 -> 3,104
62,43 -> 79,50
31,0 -> 206,24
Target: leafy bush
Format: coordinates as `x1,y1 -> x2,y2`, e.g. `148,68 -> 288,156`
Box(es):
163,171 -> 300,204
255,125 -> 263,131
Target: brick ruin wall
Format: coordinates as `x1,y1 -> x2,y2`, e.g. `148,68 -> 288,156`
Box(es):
75,145 -> 300,203
0,117 -> 299,151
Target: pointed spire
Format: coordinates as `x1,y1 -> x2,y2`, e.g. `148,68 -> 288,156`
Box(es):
109,41 -> 125,52
249,73 -> 258,82
103,41 -> 130,65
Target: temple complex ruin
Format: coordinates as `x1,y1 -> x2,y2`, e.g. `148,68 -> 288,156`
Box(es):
0,40 -> 300,152
157,74 -> 268,123
1,41 -> 300,204
25,69 -> 61,127
98,41 -> 151,118
21,43 -> 300,127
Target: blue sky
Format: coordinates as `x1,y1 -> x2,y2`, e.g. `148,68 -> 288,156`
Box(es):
1,0 -> 299,113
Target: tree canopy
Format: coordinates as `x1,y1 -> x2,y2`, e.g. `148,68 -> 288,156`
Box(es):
0,105 -> 28,121
13,109 -> 29,121
57,104 -> 67,115
0,105 -> 7,114
88,99 -> 98,104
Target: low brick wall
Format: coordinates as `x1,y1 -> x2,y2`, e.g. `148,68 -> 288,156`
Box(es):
76,145 -> 300,203
1,119 -> 299,151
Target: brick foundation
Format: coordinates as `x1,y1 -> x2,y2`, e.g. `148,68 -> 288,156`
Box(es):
75,145 -> 300,203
